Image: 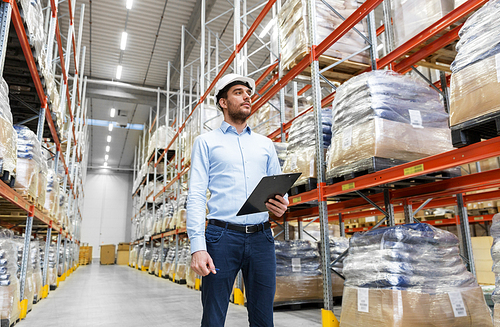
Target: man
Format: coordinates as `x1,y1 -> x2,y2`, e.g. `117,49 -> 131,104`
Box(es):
187,73 -> 289,327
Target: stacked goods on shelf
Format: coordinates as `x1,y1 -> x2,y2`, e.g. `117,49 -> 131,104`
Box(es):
174,244 -> 191,282
44,169 -> 59,218
340,223 -> 492,326
30,241 -> 42,303
147,125 -> 176,161
186,264 -> 199,289
129,245 -> 140,268
47,244 -> 57,288
470,236 -> 495,285
392,0 -> 454,48
171,194 -> 188,230
57,185 -> 68,228
149,247 -> 160,274
163,245 -> 176,278
282,109 -> 332,185
449,0 -> 500,128
14,237 -> 35,312
326,70 -> 452,178
491,214 -> 500,326
275,0 -> 369,71
153,206 -> 163,234
0,231 -> 21,323
19,0 -> 44,64
144,210 -> 154,238
274,240 -> 323,305
37,159 -> 48,210
78,245 -> 92,265
273,142 -> 288,170
161,201 -> 175,232
329,237 -> 348,297
142,247 -> 152,269
13,126 -> 42,199
160,245 -> 170,277
247,96 -> 297,136
0,78 -> 17,181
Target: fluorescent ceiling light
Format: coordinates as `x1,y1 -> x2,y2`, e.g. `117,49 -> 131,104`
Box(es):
105,155 -> 109,161
106,146 -> 110,152
110,108 -> 116,117
103,162 -> 108,167
120,32 -> 128,51
259,18 -> 275,39
108,123 -> 114,131
126,0 -> 133,9
107,135 -> 112,142
116,65 -> 122,80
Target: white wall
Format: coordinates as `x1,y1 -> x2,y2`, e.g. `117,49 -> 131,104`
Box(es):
82,169 -> 133,258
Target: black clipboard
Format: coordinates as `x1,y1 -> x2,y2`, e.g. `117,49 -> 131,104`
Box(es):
236,173 -> 302,216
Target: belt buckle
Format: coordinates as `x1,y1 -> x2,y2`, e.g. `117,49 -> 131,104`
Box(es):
245,225 -> 252,234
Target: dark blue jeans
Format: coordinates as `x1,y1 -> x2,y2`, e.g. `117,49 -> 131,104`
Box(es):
201,222 -> 276,327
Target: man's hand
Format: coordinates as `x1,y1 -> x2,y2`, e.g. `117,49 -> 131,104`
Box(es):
191,250 -> 216,276
265,195 -> 289,218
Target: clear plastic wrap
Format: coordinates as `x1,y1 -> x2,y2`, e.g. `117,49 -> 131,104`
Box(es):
491,214 -> 500,304
282,109 -> 332,185
149,247 -> 160,274
13,237 -> 35,311
175,244 -> 191,281
30,241 -> 42,302
274,240 -> 323,304
273,142 -> 288,170
341,223 -> 492,326
276,0 -> 369,71
14,126 -> 42,198
0,116 -> 17,175
161,201 -> 175,232
392,0 -> 454,48
19,0 -> 45,59
326,70 -> 452,177
37,160 -> 48,208
0,230 -> 21,321
44,168 -> 59,216
451,0 -> 500,73
147,125 -> 176,161
0,78 -> 12,124
449,55 -> 500,127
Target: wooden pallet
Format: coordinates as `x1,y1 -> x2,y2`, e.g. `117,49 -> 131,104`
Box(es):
421,213 -> 454,221
273,300 -> 323,309
175,279 -> 187,285
451,111 -> 500,148
289,178 -> 317,196
344,223 -> 358,229
468,208 -> 498,216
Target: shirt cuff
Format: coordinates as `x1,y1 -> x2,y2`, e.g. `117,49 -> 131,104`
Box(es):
190,236 -> 207,254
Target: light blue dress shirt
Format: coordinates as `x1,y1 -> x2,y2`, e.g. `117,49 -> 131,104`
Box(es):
187,120 -> 283,254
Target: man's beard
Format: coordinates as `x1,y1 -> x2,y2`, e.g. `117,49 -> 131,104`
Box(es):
227,101 -> 251,124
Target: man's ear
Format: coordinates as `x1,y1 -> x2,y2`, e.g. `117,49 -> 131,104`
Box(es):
219,98 -> 227,110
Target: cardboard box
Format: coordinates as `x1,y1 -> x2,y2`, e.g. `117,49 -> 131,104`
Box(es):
340,286 -> 493,327
117,243 -> 129,251
116,251 -> 129,265
471,236 -> 494,284
100,245 -> 116,265
450,55 -> 500,127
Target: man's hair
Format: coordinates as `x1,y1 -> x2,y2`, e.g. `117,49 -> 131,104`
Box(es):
216,81 -> 251,110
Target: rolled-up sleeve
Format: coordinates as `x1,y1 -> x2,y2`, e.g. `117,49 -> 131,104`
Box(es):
187,136 -> 209,254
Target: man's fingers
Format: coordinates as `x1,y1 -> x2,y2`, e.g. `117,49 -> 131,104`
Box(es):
207,256 -> 217,274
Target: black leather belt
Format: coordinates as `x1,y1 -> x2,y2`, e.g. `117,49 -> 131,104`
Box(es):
208,219 -> 271,234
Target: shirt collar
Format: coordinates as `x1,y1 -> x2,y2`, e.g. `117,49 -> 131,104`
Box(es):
220,121 -> 252,135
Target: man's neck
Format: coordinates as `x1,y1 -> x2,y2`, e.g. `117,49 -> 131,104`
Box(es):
223,117 -> 247,134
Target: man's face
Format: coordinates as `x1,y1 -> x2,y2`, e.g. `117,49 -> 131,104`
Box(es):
219,84 -> 252,123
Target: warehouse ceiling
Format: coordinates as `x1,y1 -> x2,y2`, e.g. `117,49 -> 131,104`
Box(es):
56,0 -> 275,170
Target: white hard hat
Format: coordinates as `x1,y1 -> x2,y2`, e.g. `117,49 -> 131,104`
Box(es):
213,74 -> 256,110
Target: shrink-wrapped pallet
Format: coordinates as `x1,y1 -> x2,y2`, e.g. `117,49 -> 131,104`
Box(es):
0,79 -> 17,178
14,126 -> 42,198
48,244 -> 58,287
0,231 -> 21,322
449,0 -> 500,127
275,0 -> 369,71
392,0 -> 454,48
161,201 -> 175,232
175,244 -> 191,282
274,240 -> 324,305
19,0 -> 45,59
13,237 -> 35,312
491,214 -> 500,326
147,125 -> 176,161
185,105 -> 222,165
163,245 -> 176,278
149,247 -> 160,274
282,109 -> 332,185
30,241 -> 43,302
329,237 -> 348,297
340,223 -> 492,326
246,96 -> 301,136
44,169 -> 59,216
37,160 -> 48,209
326,70 -> 452,177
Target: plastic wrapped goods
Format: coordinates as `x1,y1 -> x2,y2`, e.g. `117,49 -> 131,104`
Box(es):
175,244 -> 191,282
30,241 -> 42,302
282,109 -> 332,185
274,240 -> 323,304
451,0 -> 500,73
449,54 -> 500,127
44,169 -> 59,216
37,160 -> 48,209
0,78 -> 12,124
0,230 -> 21,322
340,223 -> 492,327
0,79 -> 17,176
491,213 -> 500,318
147,125 -> 176,160
392,0 -> 454,48
276,0 -> 369,71
330,237 -> 348,297
13,237 -> 35,312
19,0 -> 45,59
14,126 -> 42,198
326,70 -> 452,177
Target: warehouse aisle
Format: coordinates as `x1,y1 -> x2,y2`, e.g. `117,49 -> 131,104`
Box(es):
17,264 -> 325,327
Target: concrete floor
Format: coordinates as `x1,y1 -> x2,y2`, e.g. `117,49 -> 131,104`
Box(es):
18,263 -> 330,327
